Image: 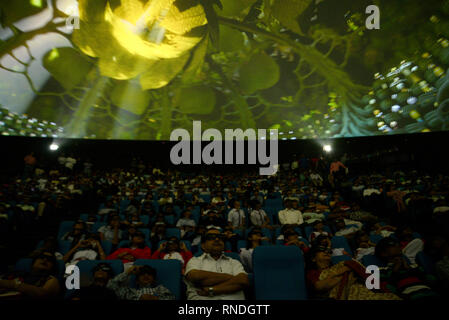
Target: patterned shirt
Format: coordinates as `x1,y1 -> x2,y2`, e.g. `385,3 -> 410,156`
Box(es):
107,272 -> 175,300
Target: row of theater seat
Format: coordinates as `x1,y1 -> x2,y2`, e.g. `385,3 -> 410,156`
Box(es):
16,245 -> 308,300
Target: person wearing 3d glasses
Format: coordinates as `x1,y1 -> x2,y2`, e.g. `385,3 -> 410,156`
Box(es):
70,263 -> 117,301
184,228 -> 249,300
0,251 -> 60,300
151,236 -> 193,271
107,265 -> 175,300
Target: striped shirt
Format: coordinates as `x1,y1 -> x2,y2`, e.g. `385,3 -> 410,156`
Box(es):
107,272 -> 175,300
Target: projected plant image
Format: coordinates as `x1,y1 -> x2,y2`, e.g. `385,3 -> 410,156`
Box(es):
0,0 -> 448,140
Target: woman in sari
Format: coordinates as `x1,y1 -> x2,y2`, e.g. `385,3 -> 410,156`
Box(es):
306,246 -> 401,300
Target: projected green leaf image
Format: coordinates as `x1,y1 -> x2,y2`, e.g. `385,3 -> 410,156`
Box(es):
0,0 -> 449,140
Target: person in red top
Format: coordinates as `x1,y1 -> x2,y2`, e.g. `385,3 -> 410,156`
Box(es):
151,236 -> 193,272
23,152 -> 36,179
107,231 -> 151,264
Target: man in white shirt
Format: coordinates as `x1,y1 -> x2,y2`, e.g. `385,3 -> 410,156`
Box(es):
227,201 -> 246,230
184,228 -> 249,300
249,201 -> 272,229
278,199 -> 304,227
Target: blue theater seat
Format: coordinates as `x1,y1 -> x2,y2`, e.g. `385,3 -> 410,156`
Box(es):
253,245 -> 307,300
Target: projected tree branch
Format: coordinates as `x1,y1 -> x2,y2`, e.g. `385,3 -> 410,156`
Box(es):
0,0 -> 448,140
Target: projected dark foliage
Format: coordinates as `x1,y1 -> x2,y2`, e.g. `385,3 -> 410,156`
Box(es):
0,0 -> 448,140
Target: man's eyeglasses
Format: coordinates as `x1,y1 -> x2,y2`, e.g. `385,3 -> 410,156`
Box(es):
204,234 -> 226,241
317,246 -> 333,254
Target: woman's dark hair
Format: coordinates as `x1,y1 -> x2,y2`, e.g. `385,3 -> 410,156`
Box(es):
311,234 -> 331,248
374,237 -> 399,258
30,251 -> 58,278
246,228 -> 262,249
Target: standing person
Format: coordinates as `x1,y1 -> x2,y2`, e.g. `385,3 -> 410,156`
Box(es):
185,228 -> 249,300
23,152 -> 36,179
330,158 -> 347,189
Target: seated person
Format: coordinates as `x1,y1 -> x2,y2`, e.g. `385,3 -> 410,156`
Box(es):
222,225 -> 243,252
124,199 -> 140,216
98,214 -> 123,246
125,225 -> 139,241
396,226 -> 424,265
278,199 -> 304,227
375,237 -> 438,300
347,204 -> 378,224
98,200 -> 117,217
312,234 -> 351,258
63,233 -> 106,267
372,223 -> 396,238
284,228 -> 309,254
0,251 -> 60,299
185,228 -> 249,300
121,212 -> 145,229
309,221 -> 331,242
151,237 -> 193,271
176,210 -> 196,239
69,263 -> 117,300
140,199 -> 155,216
107,231 -> 151,268
29,236 -> 63,261
353,231 -> 375,262
191,225 -> 207,252
249,201 -> 273,230
158,191 -> 173,206
306,246 -> 400,300
227,201 -> 246,230
424,235 -> 449,290
85,216 -> 97,233
333,218 -> 362,238
150,222 -> 167,249
239,228 -> 266,273
200,210 -> 227,230
211,192 -> 226,206
60,221 -> 87,245
107,265 -> 175,300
